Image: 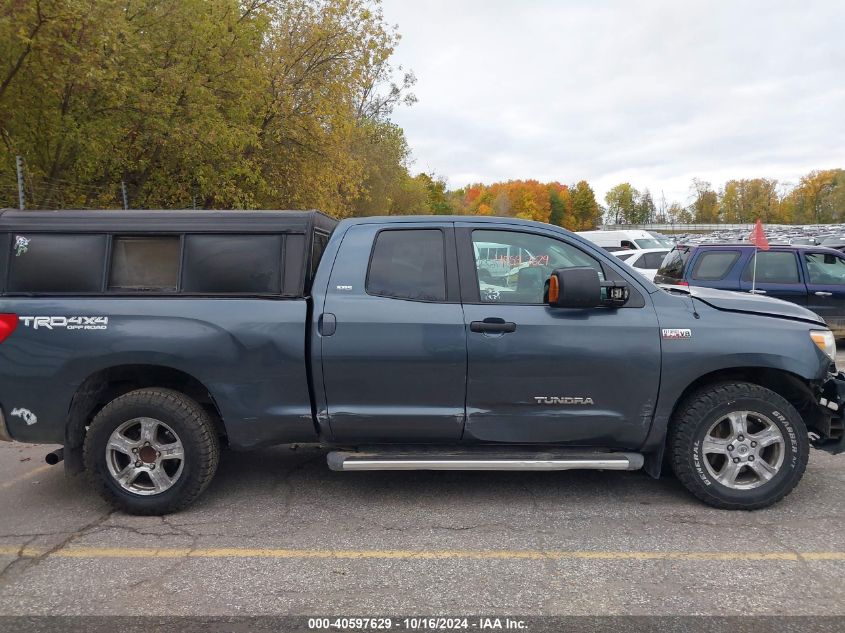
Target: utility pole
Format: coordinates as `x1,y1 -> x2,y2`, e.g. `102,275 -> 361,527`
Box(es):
15,155 -> 25,210
121,181 -> 129,210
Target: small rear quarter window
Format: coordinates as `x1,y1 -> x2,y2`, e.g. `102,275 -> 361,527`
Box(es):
691,251 -> 740,281
655,248 -> 690,281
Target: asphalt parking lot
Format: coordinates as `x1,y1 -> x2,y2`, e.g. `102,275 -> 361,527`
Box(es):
0,428 -> 843,617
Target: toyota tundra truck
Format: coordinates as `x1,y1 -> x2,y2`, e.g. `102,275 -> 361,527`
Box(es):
0,209 -> 843,514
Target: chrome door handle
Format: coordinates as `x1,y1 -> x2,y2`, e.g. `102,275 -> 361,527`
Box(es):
748,289 -> 766,294
815,291 -> 833,297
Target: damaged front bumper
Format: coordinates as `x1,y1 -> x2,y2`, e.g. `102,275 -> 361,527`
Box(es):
815,371 -> 845,454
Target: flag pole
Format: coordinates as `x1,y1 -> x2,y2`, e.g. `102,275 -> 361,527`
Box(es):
751,245 -> 757,293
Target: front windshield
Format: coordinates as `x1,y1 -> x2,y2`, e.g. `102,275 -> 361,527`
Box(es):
634,238 -> 664,249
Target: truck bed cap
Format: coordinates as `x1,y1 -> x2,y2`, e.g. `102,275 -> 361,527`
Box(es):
0,209 -> 337,234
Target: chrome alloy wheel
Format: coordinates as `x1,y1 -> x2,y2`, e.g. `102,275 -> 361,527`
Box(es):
701,411 -> 785,490
105,417 -> 185,496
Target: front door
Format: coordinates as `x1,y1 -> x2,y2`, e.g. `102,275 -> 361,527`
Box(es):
803,250 -> 845,335
321,223 -> 466,442
457,226 -> 661,448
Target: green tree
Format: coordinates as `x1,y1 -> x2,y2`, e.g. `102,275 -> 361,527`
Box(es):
604,182 -> 640,224
636,188 -> 656,224
571,180 -> 600,230
548,188 -> 567,226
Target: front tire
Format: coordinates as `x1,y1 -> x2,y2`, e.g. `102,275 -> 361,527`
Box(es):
84,388 -> 220,515
669,382 -> 809,510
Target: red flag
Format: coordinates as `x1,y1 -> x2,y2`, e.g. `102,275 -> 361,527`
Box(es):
749,219 -> 770,250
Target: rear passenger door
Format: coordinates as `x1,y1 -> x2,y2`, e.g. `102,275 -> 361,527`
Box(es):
738,250 -> 807,305
803,250 -> 845,335
320,223 -> 467,442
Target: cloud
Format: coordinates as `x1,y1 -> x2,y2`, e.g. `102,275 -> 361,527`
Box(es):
381,0 -> 845,204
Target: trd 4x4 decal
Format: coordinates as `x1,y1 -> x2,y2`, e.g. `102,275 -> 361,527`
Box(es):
19,316 -> 109,331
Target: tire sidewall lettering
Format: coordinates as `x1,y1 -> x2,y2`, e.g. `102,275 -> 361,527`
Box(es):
690,398 -> 799,492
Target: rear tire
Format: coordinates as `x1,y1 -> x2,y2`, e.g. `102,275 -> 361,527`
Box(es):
669,382 -> 809,510
84,388 -> 220,515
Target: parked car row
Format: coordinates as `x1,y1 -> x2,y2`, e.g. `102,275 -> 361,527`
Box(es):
611,248 -> 669,282
578,228 -> 845,336
654,244 -> 845,337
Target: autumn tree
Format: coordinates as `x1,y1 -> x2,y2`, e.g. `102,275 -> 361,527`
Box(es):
789,170 -> 845,224
0,0 -> 418,216
689,179 -> 719,223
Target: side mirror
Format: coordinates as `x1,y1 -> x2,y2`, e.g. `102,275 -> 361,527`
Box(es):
545,267 -> 601,308
545,267 -> 630,308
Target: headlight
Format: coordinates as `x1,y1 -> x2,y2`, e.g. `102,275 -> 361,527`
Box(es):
810,330 -> 836,361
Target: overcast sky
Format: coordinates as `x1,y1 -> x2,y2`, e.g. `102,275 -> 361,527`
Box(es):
380,0 -> 845,205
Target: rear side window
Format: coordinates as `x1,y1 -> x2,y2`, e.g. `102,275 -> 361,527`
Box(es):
742,251 -> 800,284
656,248 -> 690,280
182,235 -> 282,294
8,234 -> 107,293
367,229 -> 446,301
691,251 -> 740,281
109,236 -> 180,291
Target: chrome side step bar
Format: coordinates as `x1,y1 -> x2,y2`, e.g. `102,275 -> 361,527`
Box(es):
327,451 -> 644,472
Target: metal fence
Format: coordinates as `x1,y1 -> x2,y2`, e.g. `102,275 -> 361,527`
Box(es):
600,223 -> 758,232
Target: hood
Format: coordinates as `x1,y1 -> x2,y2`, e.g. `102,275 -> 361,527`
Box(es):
684,286 -> 825,326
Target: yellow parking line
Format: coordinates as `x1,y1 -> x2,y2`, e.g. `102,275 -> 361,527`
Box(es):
0,464 -> 52,490
0,546 -> 843,562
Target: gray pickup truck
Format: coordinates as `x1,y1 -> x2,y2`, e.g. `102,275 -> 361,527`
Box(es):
0,210 -> 843,514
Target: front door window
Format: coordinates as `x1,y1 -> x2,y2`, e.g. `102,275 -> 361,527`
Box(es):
471,230 -> 604,304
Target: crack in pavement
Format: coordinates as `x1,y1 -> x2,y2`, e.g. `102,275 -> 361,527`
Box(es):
0,508 -> 116,587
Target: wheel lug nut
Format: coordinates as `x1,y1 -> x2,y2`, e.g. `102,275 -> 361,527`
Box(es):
750,441 -> 757,448
727,445 -> 734,451
738,435 -> 745,441
733,457 -> 741,463
748,455 -> 755,461
135,460 -> 142,467
150,464 -> 155,470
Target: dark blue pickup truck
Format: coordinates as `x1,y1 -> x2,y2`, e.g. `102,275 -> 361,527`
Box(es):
0,210 -> 843,514
655,244 -> 845,336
